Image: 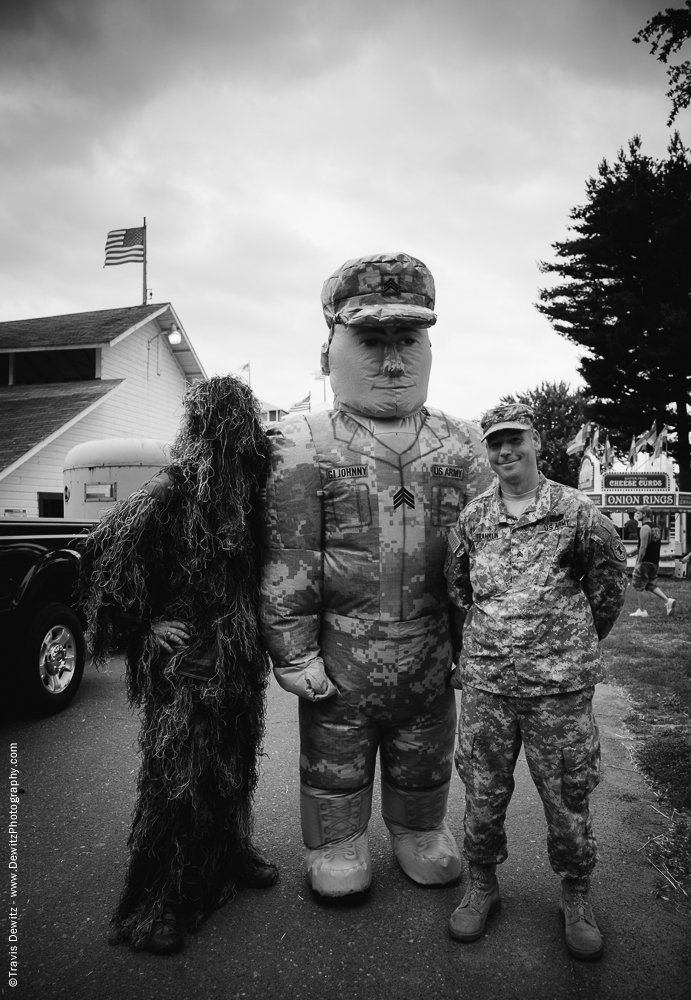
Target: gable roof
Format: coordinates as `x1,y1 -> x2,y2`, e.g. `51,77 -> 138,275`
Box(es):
0,303 -> 206,382
0,304 -> 168,350
0,380 -> 124,481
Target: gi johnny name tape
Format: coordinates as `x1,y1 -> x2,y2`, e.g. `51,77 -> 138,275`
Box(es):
327,465 -> 369,480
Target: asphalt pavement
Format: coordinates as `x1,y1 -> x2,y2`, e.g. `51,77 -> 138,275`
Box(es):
2,658 -> 690,1000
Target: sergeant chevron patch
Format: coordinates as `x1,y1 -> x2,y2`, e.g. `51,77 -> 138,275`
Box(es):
393,486 -> 415,510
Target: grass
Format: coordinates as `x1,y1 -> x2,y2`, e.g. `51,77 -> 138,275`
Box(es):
602,577 -> 691,721
601,576 -> 691,900
645,814 -> 691,899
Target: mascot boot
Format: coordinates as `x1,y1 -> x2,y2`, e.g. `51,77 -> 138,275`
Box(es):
301,783 -> 373,897
382,779 -> 462,885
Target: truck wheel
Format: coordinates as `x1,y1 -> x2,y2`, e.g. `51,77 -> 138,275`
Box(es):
21,603 -> 86,715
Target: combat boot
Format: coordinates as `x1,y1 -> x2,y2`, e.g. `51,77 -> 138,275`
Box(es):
448,863 -> 500,942
559,877 -> 603,961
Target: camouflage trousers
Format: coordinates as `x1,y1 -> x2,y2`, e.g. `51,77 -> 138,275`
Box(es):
299,610 -> 456,791
455,685 -> 601,879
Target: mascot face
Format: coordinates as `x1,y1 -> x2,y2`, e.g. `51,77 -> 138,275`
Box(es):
328,323 -> 432,418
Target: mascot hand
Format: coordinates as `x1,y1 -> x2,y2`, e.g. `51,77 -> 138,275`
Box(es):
274,658 -> 338,701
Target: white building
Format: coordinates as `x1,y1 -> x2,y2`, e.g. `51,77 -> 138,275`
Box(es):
0,303 -> 206,517
260,401 -> 289,424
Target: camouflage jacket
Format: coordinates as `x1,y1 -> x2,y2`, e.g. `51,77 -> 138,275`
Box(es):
444,474 -> 628,696
260,407 -> 492,667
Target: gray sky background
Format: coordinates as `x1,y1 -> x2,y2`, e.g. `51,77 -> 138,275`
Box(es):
0,0 -> 680,417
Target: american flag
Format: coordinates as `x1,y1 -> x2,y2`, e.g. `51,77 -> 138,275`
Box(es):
104,227 -> 145,266
290,394 -> 311,412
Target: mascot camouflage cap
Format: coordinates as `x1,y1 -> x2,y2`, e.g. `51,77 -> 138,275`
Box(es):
321,253 -> 437,331
480,402 -> 536,442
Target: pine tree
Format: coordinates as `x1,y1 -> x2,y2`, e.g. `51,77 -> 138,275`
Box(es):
536,135 -> 691,491
500,381 -> 588,487
635,1 -> 691,126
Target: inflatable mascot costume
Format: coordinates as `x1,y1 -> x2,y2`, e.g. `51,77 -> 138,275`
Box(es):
79,375 -> 277,954
260,253 -> 492,896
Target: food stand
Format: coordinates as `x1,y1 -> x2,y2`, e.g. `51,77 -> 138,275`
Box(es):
578,451 -> 690,575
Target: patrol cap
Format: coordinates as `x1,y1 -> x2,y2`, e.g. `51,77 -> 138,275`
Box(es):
480,402 -> 535,443
321,253 -> 437,330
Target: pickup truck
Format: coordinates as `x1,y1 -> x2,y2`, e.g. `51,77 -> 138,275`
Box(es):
1,517 -> 95,714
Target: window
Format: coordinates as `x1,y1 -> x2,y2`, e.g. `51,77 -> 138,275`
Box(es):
38,492 -> 64,518
0,354 -> 8,384
84,483 -> 116,502
14,349 -> 96,384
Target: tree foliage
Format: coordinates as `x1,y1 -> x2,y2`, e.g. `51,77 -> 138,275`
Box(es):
536,135 -> 691,491
635,1 -> 691,125
500,381 -> 588,487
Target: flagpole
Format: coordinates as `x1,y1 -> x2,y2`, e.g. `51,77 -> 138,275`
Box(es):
142,216 -> 147,305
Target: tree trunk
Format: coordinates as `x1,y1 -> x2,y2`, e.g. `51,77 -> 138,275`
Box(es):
673,375 -> 691,492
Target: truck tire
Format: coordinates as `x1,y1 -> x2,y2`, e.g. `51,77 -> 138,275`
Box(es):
21,602 -> 86,715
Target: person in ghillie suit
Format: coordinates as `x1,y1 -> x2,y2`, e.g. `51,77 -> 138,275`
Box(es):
79,374 -> 278,955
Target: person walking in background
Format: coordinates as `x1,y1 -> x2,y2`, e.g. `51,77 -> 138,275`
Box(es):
630,507 -> 676,618
623,510 -> 639,540
444,403 -> 628,961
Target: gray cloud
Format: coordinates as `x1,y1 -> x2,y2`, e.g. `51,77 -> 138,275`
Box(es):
0,0 -> 678,414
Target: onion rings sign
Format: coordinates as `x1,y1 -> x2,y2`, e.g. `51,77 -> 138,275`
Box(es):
604,492 -> 675,507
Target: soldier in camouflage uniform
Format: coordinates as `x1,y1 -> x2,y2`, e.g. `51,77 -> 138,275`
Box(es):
444,402 -> 627,960
260,253 -> 492,897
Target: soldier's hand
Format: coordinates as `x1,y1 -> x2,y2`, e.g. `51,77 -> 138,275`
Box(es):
274,657 -> 338,701
448,666 -> 463,690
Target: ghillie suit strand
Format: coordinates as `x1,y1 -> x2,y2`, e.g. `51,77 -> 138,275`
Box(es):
79,375 -> 274,949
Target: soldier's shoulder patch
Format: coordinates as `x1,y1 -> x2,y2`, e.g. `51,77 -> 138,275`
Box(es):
448,526 -> 463,553
608,533 -> 628,565
591,515 -> 628,566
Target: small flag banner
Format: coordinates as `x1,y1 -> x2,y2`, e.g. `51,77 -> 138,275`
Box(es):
290,394 -> 311,412
104,227 -> 145,266
566,423 -> 588,456
628,434 -> 637,465
653,425 -> 669,460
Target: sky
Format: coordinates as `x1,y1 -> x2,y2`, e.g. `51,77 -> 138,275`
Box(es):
0,0 -> 682,418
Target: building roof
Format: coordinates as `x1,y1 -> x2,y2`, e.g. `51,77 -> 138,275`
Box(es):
260,400 -> 289,412
0,304 -> 167,350
0,303 -> 206,382
0,380 -> 124,481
